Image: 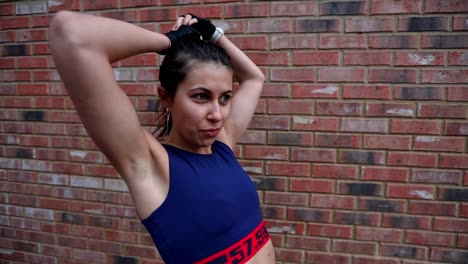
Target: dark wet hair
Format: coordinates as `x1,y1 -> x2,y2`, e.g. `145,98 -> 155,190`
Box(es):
153,36 -> 232,138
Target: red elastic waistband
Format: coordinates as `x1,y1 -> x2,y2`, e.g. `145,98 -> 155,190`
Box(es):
194,221 -> 270,264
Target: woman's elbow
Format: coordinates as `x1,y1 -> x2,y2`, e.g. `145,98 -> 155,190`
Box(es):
49,11 -> 84,51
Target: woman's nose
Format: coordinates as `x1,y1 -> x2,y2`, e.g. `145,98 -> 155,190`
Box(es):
207,103 -> 222,121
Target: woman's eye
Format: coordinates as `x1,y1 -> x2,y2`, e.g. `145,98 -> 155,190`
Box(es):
219,95 -> 231,104
194,94 -> 208,101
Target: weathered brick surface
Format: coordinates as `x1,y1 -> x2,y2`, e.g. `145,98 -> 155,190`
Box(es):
1,0 -> 467,263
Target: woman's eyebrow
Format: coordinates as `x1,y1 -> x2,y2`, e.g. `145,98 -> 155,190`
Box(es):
189,87 -> 212,94
190,87 -> 233,95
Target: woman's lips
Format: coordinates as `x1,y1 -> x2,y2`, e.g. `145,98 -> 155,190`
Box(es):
201,128 -> 220,137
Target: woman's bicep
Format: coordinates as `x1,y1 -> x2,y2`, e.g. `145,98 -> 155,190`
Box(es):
223,79 -> 264,146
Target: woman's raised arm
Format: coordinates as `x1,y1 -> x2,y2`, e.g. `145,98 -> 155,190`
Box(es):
215,35 -> 265,146
49,11 -> 169,179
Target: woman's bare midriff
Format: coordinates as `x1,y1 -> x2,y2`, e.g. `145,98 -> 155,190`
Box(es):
246,239 -> 275,264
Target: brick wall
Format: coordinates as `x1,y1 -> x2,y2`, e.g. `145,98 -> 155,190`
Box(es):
1,0 -> 467,263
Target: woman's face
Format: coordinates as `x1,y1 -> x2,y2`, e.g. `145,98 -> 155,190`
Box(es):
164,62 -> 233,154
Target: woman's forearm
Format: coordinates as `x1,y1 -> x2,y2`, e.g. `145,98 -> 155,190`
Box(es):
216,35 -> 265,84
49,10 -> 170,63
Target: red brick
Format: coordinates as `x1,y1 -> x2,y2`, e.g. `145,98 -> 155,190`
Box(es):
286,236 -> 328,251
345,17 -> 394,32
412,169 -> 461,184
414,136 -> 464,152
292,84 -> 339,99
333,240 -> 377,255
391,119 -> 442,135
247,20 -> 292,33
364,135 -> 411,150
369,69 -> 418,83
53,162 -> 85,175
344,51 -> 392,65
15,29 -> 47,42
265,221 -> 306,236
271,68 -> 316,82
371,0 -> 420,14
390,216 -> 431,234
139,8 -> 177,22
39,198 -> 69,210
238,130 -> 266,145
249,52 -> 289,66
48,0 -> 80,12
387,184 -> 435,199
0,17 -> 30,29
319,68 -> 365,82
315,133 -> 360,148
388,152 -> 437,167
275,248 -> 304,263
313,164 -> 358,179
1,71 -> 31,82
0,57 -> 15,69
394,86 -> 445,100
320,34 -> 367,49
230,36 -> 268,50
311,194 -> 355,209
406,230 -> 454,246
434,218 -> 468,233
249,116 -> 289,130
72,248 -> 106,262
290,178 -> 334,193
396,51 -> 445,66
307,253 -> 351,264
445,121 -> 468,136
356,227 -> 402,242
359,198 -> 406,213
341,118 -> 388,133
362,167 -> 408,182
268,99 -> 314,114
272,2 -> 318,16
425,0 -> 468,13
266,162 -> 310,177
447,87 -> 468,101
244,146 -> 288,160
296,18 -> 340,33
422,69 -> 468,84
458,234 -> 468,248
9,194 -> 37,206
3,97 -> 33,108
320,1 -> 367,15
355,256 -> 400,264
288,208 -> 331,223
224,3 -> 268,18
453,16 -> 468,31
180,6 -> 222,19
439,154 -> 468,169
418,104 -> 467,119
369,34 -> 418,48
106,230 -> 139,243
0,3 -> 14,15
366,103 -> 415,117
293,51 -> 339,65
271,35 -> 318,50
343,85 -> 391,99
265,192 -> 308,206
268,132 -> 313,146
318,102 -> 361,116
291,148 -> 336,163
19,135 -> 49,147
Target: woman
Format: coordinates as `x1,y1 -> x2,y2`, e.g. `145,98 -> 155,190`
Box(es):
49,10 -> 274,264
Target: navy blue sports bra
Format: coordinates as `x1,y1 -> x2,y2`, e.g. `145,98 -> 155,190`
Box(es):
141,141 -> 266,263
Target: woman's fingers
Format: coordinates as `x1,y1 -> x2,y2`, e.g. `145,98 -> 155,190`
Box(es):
172,15 -> 198,31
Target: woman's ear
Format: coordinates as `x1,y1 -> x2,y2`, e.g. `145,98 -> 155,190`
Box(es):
157,87 -> 173,109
